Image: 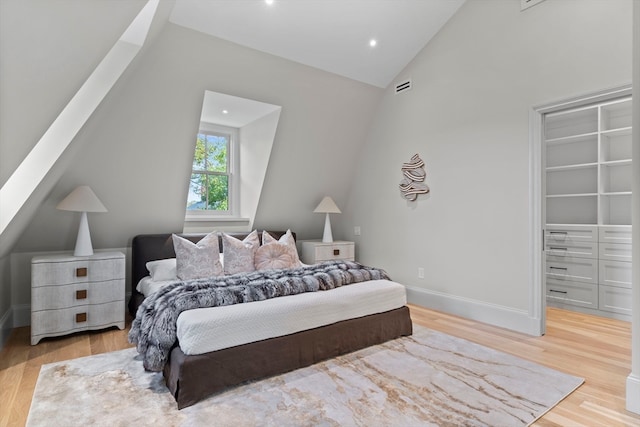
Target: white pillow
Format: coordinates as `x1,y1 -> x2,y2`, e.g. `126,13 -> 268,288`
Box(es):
255,242 -> 300,271
145,258 -> 177,281
261,229 -> 303,268
222,230 -> 259,275
172,232 -> 223,280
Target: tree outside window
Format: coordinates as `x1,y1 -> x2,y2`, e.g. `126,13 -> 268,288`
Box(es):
187,131 -> 230,211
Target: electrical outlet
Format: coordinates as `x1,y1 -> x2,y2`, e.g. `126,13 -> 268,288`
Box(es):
418,267 -> 424,279
354,226 -> 361,236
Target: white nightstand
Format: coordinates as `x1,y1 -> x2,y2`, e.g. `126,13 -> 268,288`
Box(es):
30,251 -> 125,345
299,240 -> 355,264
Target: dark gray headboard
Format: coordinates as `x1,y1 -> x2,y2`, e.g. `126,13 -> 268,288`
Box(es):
128,231 -> 294,316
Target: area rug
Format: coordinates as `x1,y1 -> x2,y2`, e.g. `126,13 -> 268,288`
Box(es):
27,326 -> 583,427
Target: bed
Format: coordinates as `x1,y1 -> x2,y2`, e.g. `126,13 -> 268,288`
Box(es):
128,231 -> 413,409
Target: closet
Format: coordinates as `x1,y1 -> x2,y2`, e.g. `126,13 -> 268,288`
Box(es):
543,95 -> 632,320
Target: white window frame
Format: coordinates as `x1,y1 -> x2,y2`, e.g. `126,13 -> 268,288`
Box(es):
185,123 -> 240,220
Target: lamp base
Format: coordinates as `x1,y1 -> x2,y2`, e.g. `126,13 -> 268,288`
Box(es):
74,211 -> 94,257
322,213 -> 333,243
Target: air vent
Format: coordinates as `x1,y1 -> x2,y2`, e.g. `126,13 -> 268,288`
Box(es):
395,79 -> 412,94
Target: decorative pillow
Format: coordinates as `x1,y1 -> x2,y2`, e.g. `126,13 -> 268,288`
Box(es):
172,232 -> 223,280
222,230 -> 260,275
145,258 -> 177,281
262,229 -> 303,267
255,242 -> 300,270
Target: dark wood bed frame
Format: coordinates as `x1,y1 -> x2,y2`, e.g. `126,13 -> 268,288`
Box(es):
129,231 -> 413,409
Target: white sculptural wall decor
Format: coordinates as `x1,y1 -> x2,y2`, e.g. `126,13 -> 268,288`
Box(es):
399,153 -> 429,201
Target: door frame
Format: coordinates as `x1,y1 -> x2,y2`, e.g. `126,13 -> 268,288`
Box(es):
528,84 -> 632,336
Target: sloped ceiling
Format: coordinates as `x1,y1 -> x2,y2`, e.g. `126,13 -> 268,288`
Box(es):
169,0 -> 466,88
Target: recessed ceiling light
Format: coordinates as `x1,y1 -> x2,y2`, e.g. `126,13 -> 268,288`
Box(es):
222,110 -> 228,114
265,0 -> 274,5
369,39 -> 377,48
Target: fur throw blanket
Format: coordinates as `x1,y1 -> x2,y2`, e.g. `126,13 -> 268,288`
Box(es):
128,260 -> 389,372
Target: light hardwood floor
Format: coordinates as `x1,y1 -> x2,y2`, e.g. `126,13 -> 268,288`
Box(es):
1,306 -> 639,426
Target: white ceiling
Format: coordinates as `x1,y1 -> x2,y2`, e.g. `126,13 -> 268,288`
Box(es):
169,0 -> 465,88
200,90 -> 281,128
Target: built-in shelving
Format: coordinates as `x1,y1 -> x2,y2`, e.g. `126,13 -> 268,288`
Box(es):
543,93 -> 632,321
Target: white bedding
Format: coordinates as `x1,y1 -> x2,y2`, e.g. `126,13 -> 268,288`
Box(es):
136,276 -> 178,298
176,279 -> 407,355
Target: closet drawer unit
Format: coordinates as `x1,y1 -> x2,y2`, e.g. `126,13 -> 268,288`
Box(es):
598,285 -> 632,316
545,255 -> 597,284
545,225 -> 597,244
599,226 -> 632,244
545,241 -> 597,259
598,242 -> 632,262
598,259 -> 632,289
546,279 -> 598,309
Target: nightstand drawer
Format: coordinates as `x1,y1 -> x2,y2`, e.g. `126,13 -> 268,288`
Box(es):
32,255 -> 125,286
314,243 -> 355,261
31,301 -> 124,336
545,255 -> 597,284
299,240 -> 355,264
31,280 -> 125,311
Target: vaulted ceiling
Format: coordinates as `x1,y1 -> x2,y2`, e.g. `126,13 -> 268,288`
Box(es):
169,0 -> 465,88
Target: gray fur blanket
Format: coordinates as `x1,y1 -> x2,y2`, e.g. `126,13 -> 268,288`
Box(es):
128,260 -> 389,372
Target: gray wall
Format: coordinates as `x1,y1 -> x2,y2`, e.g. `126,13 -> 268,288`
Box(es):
7,22 -> 382,309
341,0 -> 632,314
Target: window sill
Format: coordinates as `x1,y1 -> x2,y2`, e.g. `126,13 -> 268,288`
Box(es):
184,216 -> 250,223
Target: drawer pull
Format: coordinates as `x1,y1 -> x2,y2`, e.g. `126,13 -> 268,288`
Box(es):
333,249 -> 340,256
549,247 -> 567,251
76,290 -> 87,300
549,266 -> 568,270
549,231 -> 568,235
76,312 -> 87,323
76,267 -> 88,277
549,289 -> 568,294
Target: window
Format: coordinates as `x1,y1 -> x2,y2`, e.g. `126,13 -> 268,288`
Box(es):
186,124 -> 238,215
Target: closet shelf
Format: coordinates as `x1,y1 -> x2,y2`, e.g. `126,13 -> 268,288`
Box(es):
600,159 -> 632,167
546,193 -> 597,198
545,132 -> 597,145
546,163 -> 597,172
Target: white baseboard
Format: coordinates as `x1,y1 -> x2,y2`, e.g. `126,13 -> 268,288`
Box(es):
406,285 -> 542,336
627,374 -> 640,415
0,307 -> 12,350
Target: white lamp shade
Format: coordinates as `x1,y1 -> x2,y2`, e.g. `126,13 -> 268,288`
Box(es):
313,196 -> 341,214
56,185 -> 107,212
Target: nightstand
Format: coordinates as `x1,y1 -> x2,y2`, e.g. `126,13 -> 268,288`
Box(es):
31,251 -> 125,345
299,240 -> 355,264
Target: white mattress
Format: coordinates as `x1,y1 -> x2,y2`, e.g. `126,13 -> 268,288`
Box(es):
176,279 -> 407,355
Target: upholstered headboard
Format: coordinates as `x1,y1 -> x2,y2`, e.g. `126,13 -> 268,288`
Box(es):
128,231 -> 294,316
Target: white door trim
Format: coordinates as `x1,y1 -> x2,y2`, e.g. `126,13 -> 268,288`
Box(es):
528,84 -> 632,336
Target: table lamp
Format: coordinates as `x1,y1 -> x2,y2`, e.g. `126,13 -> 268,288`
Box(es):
56,185 -> 107,256
313,196 -> 341,243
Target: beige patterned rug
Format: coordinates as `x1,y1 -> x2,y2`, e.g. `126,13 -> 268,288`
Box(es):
27,326 -> 582,426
